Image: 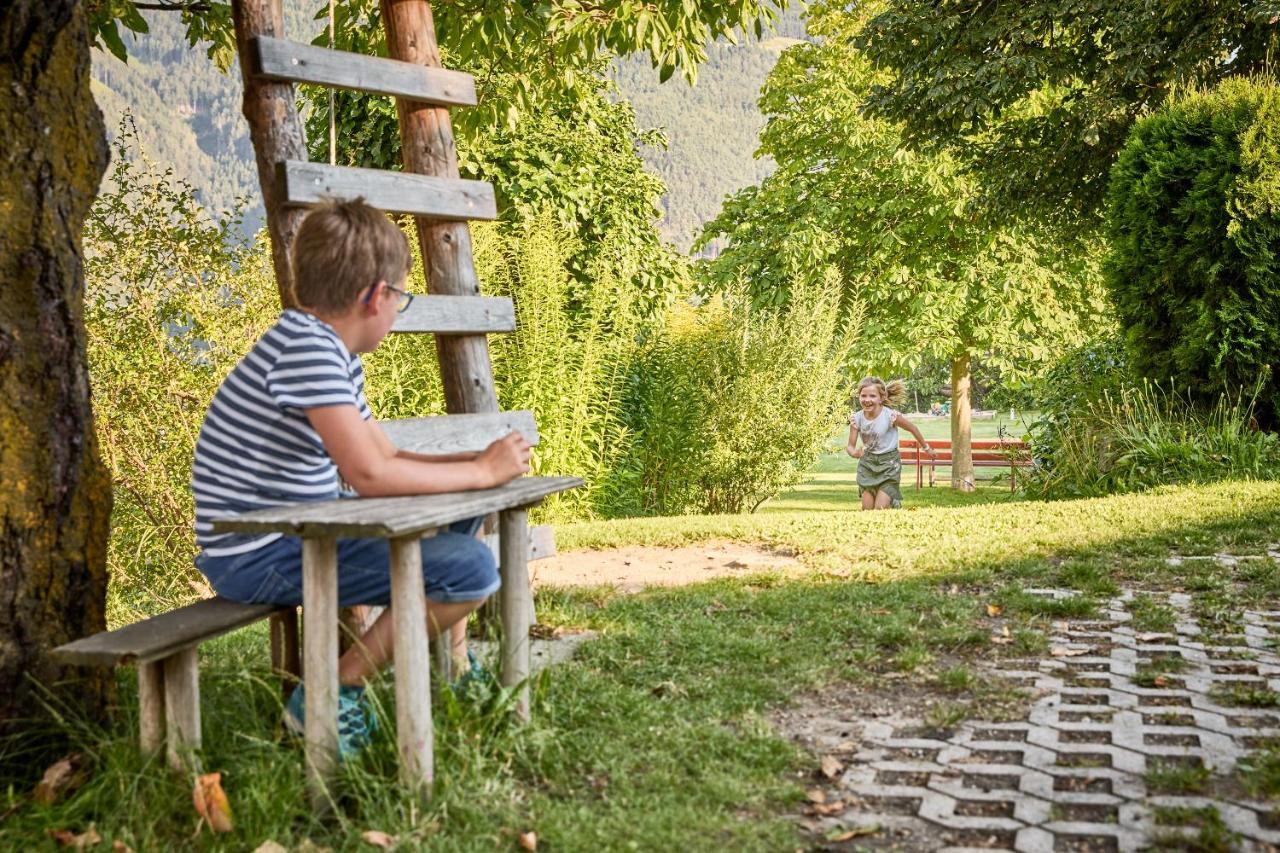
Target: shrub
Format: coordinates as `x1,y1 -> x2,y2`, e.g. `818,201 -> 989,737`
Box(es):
1105,77 -> 1280,427
621,272 -> 858,515
1025,336 -> 1131,468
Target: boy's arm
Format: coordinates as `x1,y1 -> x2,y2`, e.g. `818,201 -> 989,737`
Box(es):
307,405 -> 529,496
893,413 -> 937,457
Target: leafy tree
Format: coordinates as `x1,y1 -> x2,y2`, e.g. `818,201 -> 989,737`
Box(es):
853,0 -> 1279,228
699,2 -> 1109,489
1105,77 -> 1280,427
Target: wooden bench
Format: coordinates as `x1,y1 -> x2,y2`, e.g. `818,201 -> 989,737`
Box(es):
899,438 -> 1032,490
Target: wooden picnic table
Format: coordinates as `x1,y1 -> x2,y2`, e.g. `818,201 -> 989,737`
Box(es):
213,475 -> 580,804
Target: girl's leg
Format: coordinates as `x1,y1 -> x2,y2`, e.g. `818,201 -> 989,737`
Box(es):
874,490 -> 894,510
861,490 -> 875,510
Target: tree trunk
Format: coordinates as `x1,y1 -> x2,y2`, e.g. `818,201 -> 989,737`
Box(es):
950,352 -> 975,491
380,0 -> 499,416
0,0 -> 112,736
232,0 -> 308,309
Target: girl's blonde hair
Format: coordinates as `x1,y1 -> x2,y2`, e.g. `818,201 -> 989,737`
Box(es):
855,375 -> 907,409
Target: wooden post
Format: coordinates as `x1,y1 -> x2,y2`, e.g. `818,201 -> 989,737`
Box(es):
162,649 -> 200,771
499,508 -> 532,722
389,534 -> 433,793
232,0 -> 310,309
379,0 -> 499,416
269,609 -> 301,698
433,630 -> 453,684
302,537 -> 339,811
137,661 -> 165,756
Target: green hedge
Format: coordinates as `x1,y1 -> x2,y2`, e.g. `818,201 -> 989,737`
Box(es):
1105,77 -> 1280,427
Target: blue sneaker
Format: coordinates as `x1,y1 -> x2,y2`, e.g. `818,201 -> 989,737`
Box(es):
451,649 -> 496,696
283,683 -> 377,760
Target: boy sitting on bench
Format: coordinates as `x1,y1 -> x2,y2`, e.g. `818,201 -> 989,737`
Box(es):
190,198 -> 530,757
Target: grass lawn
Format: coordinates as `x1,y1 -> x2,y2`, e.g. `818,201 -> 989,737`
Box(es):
7,480 -> 1279,851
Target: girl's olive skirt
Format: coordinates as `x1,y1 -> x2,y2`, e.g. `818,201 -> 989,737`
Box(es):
857,448 -> 902,508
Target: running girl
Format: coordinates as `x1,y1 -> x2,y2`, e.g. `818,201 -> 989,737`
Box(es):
845,376 -> 936,510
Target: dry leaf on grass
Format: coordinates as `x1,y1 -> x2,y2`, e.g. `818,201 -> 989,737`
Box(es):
251,843 -> 288,853
819,755 -> 844,780
826,824 -> 880,842
806,788 -> 827,804
361,830 -> 395,848
1153,676 -> 1170,688
806,800 -> 846,817
991,626 -> 1014,645
111,841 -> 134,853
48,826 -> 101,849
518,830 -> 538,851
1050,646 -> 1092,657
192,772 -> 233,833
985,603 -> 1004,617
34,753 -> 87,805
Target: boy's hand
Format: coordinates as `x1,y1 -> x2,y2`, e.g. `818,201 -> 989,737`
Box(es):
478,432 -> 532,487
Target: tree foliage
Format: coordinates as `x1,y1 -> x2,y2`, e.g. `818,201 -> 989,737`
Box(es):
699,3 -> 1108,379
853,0 -> 1280,227
1105,77 -> 1280,427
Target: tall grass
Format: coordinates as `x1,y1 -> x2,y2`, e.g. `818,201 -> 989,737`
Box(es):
1024,381 -> 1280,499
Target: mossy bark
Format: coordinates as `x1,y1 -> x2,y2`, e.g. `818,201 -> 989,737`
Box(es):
0,1 -> 112,733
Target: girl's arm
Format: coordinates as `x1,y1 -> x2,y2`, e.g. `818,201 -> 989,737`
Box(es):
845,422 -> 863,458
893,412 -> 937,458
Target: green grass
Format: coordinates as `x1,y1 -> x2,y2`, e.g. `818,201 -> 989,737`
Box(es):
5,480 -> 1280,850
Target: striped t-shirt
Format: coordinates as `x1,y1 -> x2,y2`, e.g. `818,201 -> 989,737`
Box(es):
192,309 -> 372,557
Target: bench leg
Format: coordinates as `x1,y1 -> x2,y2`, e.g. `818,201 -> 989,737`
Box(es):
269,609 -> 301,700
162,648 -> 200,771
433,628 -> 453,685
138,660 -> 165,756
389,533 -> 433,794
499,508 -> 532,723
302,537 -> 339,812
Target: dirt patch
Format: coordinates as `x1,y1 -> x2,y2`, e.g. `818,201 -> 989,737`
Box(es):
531,541 -> 804,592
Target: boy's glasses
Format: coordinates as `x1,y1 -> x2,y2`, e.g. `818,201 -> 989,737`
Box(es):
364,281 -> 415,313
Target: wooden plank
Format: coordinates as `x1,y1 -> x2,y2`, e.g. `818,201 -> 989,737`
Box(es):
212,476 -> 582,539
390,295 -> 515,335
279,160 -> 496,222
389,534 -> 433,792
380,410 -> 539,455
302,538 -> 339,812
498,508 -> 532,722
163,648 -> 200,771
137,661 -> 165,756
252,35 -> 475,106
51,598 -> 282,667
484,523 -> 556,563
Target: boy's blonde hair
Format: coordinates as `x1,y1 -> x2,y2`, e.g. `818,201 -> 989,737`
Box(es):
855,375 -> 908,408
291,197 -> 411,314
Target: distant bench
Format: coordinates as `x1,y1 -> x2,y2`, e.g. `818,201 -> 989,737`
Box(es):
899,438 -> 1031,490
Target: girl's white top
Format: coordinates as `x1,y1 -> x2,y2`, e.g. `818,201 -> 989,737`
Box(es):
850,407 -> 899,454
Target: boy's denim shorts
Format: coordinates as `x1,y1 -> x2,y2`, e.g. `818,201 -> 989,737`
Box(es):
195,517 -> 499,607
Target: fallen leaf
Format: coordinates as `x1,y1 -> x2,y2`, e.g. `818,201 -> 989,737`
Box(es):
251,843 -> 288,853
34,753 -> 87,806
986,603 -> 1004,617
48,826 -> 101,849
1050,646 -> 1092,657
192,772 -> 233,833
807,800 -> 846,816
832,739 -> 858,753
650,681 -> 686,699
111,842 -> 134,853
991,626 -> 1014,645
819,755 -> 843,780
518,830 -> 538,851
826,824 -> 880,842
806,788 -> 827,804
1153,676 -> 1170,688
361,830 -> 395,848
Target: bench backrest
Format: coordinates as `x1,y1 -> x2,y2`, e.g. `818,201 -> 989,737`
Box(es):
900,438 -> 1030,464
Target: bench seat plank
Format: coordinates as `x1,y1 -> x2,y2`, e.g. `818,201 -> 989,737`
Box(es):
381,410 -> 539,455
212,475 -> 583,539
52,598 -> 282,667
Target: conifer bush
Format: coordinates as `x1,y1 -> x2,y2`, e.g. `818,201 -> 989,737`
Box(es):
1105,77 -> 1280,427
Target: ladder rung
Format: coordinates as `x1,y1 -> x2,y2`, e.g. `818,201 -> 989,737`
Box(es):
279,160 -> 497,221
252,36 -> 476,106
391,295 -> 515,334
380,410 -> 540,454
